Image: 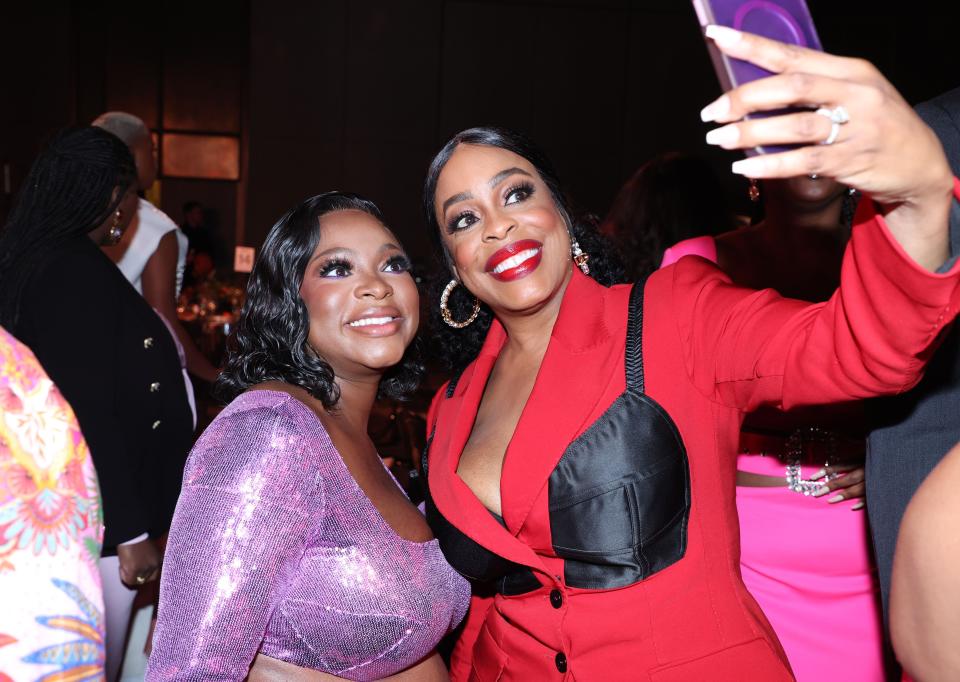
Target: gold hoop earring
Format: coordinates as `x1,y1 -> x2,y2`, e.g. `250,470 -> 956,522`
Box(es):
440,279 -> 480,329
106,209 -> 124,244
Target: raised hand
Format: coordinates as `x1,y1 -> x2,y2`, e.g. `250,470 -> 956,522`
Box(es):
701,25 -> 954,271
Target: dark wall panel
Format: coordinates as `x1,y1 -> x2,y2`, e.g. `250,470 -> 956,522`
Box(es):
341,0 -> 443,257
243,0 -> 960,261
620,7 -> 746,211
439,1 -> 630,218
0,2 -> 76,223
246,0 -> 347,247
7,2 -> 950,257
162,4 -> 246,133
246,0 -> 444,258
105,28 -> 161,129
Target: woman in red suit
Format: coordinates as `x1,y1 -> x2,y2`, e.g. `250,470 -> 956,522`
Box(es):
420,28 -> 960,681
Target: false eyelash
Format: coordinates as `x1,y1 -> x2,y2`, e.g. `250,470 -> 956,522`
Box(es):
447,211 -> 476,233
385,254 -> 412,272
504,181 -> 535,203
318,257 -> 352,277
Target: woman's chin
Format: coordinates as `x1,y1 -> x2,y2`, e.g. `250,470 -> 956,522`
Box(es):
481,266 -> 570,316
354,347 -> 410,374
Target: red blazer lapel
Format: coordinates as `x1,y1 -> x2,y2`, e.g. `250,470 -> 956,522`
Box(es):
500,268 -> 626,534
427,267 -> 628,571
428,333 -> 549,572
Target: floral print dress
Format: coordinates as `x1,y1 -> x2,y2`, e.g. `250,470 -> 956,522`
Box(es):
0,326 -> 105,682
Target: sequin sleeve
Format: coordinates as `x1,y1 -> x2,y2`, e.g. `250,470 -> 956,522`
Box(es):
146,400 -> 322,681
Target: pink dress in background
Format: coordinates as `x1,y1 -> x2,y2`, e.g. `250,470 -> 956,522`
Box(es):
660,237 -> 885,682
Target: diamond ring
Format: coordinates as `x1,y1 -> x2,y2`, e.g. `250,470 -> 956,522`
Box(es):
815,105 -> 850,146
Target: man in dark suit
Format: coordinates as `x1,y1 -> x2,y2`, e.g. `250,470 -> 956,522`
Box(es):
867,85 -> 960,623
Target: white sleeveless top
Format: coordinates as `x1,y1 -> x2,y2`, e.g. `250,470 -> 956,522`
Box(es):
110,198 -> 189,298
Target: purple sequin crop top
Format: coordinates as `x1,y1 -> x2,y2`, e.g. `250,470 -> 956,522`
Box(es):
146,391 -> 469,680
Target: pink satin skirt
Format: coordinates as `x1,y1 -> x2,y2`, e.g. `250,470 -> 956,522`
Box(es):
737,477 -> 885,681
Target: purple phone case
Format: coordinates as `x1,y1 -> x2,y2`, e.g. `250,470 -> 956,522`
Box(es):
692,0 -> 823,155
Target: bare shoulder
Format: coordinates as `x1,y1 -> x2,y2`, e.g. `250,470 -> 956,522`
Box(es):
715,226 -> 761,276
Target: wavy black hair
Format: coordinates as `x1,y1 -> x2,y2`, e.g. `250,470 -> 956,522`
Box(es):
0,126 -> 136,328
215,192 -> 424,408
423,126 -> 625,373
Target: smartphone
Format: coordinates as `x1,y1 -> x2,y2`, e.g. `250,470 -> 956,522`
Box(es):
691,0 -> 823,154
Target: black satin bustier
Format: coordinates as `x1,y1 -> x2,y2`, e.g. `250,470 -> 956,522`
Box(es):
425,280 -> 691,593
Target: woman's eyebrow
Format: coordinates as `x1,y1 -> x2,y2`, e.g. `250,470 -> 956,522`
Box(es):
442,190 -> 472,215
308,246 -> 352,263
487,167 -> 532,189
441,167 -> 533,215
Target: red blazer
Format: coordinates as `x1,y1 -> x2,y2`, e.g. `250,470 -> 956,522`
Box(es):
426,185 -> 960,682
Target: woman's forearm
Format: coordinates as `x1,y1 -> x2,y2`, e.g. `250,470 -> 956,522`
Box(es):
880,179 -> 955,272
172,316 -> 220,383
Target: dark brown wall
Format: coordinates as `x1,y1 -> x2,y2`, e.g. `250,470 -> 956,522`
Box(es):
1,2 -> 246,255
243,0 -> 960,263
3,1 -> 958,257
0,2 -> 76,223
246,0 -> 445,261
245,0 -> 728,261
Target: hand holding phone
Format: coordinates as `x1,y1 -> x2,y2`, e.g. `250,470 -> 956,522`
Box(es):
693,24 -> 953,269
693,0 -> 822,155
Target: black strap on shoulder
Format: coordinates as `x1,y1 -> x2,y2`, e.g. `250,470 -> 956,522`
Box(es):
445,369 -> 463,398
625,277 -> 648,393
421,368 -> 464,460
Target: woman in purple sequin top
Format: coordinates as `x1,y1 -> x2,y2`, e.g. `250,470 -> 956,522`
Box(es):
147,193 -> 469,681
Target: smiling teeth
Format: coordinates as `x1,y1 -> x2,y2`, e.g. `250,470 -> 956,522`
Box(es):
348,316 -> 396,327
492,248 -> 539,274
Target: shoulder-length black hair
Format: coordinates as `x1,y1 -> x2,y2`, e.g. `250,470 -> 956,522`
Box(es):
0,126 -> 136,328
216,191 -> 424,408
423,126 -> 624,373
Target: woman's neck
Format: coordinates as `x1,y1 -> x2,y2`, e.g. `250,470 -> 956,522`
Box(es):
761,191 -> 847,244
718,192 -> 848,301
257,377 -> 377,438
495,267 -> 573,360
326,377 -> 379,435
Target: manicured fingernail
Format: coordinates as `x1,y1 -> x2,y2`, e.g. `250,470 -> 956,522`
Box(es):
705,124 -> 739,147
700,95 -> 729,122
705,24 -> 743,48
827,494 -> 844,503
851,501 -> 865,511
812,485 -> 830,497
809,468 -> 827,481
731,158 -> 764,176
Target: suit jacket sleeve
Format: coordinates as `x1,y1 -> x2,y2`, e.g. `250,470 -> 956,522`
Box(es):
917,88 -> 960,177
670,182 -> 960,413
917,89 -> 960,270
27,252 -> 149,546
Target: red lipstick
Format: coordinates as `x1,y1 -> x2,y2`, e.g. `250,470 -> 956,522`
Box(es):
484,239 -> 543,282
